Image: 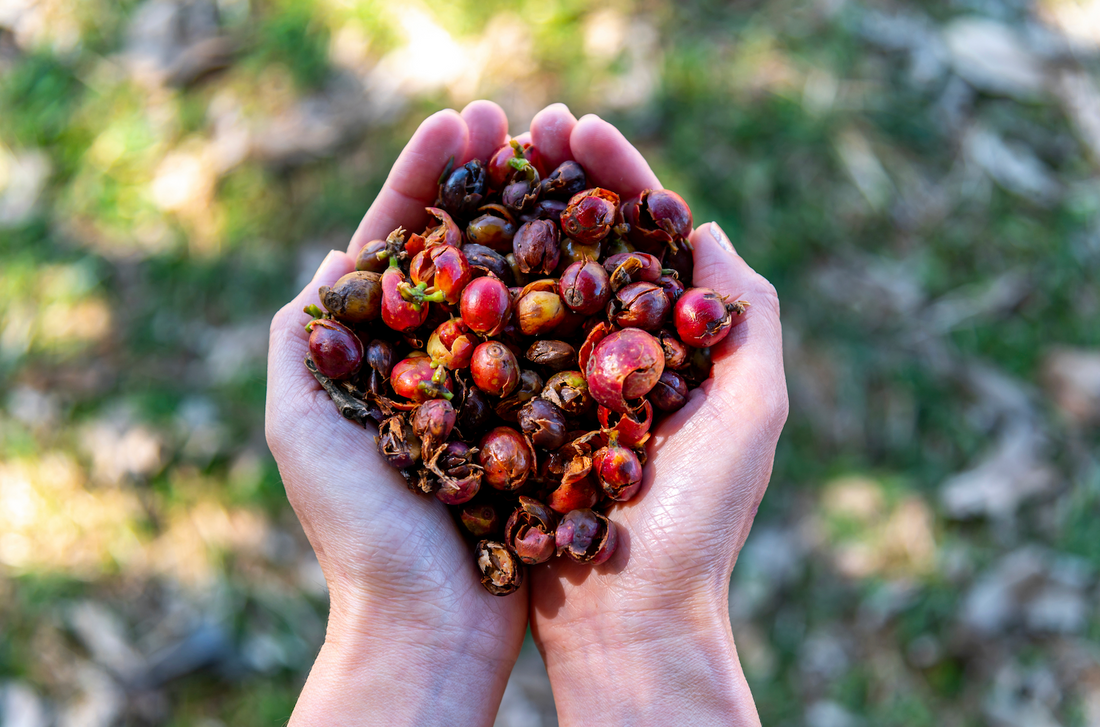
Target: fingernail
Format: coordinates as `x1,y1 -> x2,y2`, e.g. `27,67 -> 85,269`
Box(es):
710,223 -> 736,255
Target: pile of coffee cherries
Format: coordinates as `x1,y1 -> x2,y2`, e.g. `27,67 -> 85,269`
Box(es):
304,141 -> 746,595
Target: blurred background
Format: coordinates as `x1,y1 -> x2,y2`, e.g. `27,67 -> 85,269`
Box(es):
1,0 -> 1099,725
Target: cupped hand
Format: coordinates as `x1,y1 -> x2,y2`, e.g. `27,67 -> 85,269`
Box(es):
526,105 -> 788,725
266,102 -> 526,726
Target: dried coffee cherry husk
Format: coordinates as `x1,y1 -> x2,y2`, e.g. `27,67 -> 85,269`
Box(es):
518,398 -> 568,450
318,271 -> 383,324
503,177 -> 539,215
540,161 -> 587,200
463,244 -> 515,284
476,540 -> 524,595
422,207 -> 463,249
607,281 -> 670,331
650,370 -> 690,412
559,259 -> 611,317
461,503 -> 499,537
585,328 -> 665,413
431,441 -> 482,505
494,369 -> 543,423
598,399 -> 653,447
355,239 -> 388,273
593,433 -> 643,502
525,340 -> 577,371
426,318 -> 476,370
547,475 -> 601,514
378,414 -> 417,469
555,509 -> 618,565
505,496 -> 557,565
440,160 -> 487,219
513,219 -> 560,276
541,371 -> 594,418
561,188 -> 619,244
603,252 -> 662,291
479,426 -> 534,491
674,287 -> 749,348
411,399 -> 456,455
306,319 -> 363,380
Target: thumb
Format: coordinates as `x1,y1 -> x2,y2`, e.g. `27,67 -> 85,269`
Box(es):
686,222 -> 786,432
648,222 -> 788,505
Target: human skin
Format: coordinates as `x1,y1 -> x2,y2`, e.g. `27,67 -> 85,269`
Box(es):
266,100 -> 786,726
526,104 -> 788,726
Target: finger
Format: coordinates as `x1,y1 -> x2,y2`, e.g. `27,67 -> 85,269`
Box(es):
530,103 -> 578,169
266,249 -> 357,443
347,109 -> 469,257
460,99 -> 509,164
568,114 -> 661,199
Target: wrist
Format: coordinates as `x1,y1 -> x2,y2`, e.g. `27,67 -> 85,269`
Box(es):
290,595 -> 520,727
533,596 -> 760,727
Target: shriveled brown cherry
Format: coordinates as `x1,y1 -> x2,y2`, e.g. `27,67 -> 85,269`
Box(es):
555,509 -> 618,564
460,275 -> 511,336
512,219 -> 560,276
471,341 -> 520,398
585,328 -> 665,413
411,399 -> 456,454
493,369 -> 542,424
593,433 -> 643,501
439,159 -> 486,219
608,281 -> 670,331
466,212 -> 516,253
540,161 -> 587,200
525,339 -> 577,371
541,370 -> 594,417
622,188 -> 693,253
306,319 -> 363,379
559,259 -> 611,316
518,398 -> 568,450
674,287 -> 748,348
355,239 -> 388,273
319,271 -> 382,324
432,441 -> 482,505
650,370 -> 690,412
505,497 -> 557,565
656,329 -> 689,370
479,426 -> 533,491
561,188 -> 619,244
